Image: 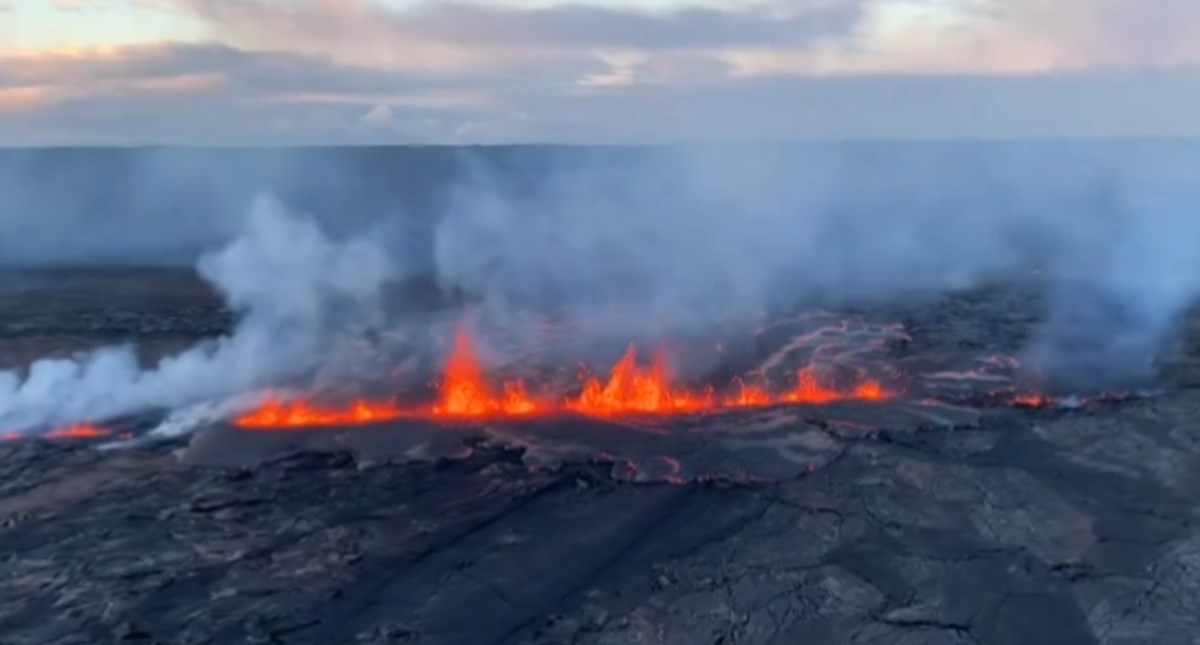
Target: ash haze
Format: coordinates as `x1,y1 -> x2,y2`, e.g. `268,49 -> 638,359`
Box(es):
0,1 -> 1198,430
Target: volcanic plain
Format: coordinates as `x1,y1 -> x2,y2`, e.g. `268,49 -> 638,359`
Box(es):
1,268 -> 1198,645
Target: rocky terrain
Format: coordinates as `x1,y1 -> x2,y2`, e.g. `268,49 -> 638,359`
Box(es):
0,270 -> 1197,645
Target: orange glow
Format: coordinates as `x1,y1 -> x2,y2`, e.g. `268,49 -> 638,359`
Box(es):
431,328 -> 543,418
852,379 -> 889,401
1011,392 -> 1050,408
0,87 -> 51,114
776,367 -> 891,405
46,424 -> 109,439
231,330 -> 899,430
566,345 -> 715,416
235,396 -> 404,429
781,367 -> 843,405
723,378 -> 773,408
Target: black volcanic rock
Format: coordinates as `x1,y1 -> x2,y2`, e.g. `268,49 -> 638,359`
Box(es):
1,270 -> 1199,644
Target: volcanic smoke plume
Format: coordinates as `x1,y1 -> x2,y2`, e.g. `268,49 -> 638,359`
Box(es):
231,325 -> 893,431
0,196 -> 397,434
0,188 -> 900,437
3,146 -> 1200,435
428,148 -> 1200,394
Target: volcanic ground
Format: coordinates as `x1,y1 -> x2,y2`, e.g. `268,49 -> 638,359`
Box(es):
2,268 -> 1200,644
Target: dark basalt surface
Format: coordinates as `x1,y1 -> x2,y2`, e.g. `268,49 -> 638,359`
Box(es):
1,270 -> 1199,644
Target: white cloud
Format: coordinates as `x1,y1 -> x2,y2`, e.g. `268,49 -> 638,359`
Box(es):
2,0 -> 1199,142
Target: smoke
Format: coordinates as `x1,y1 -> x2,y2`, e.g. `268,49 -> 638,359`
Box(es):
430,144 -> 1200,389
432,146 -> 1014,351
2,142 -> 1199,427
1024,158 -> 1200,391
0,195 -> 396,432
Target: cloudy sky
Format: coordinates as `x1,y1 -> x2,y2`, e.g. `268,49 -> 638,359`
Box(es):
1,0 -> 1198,144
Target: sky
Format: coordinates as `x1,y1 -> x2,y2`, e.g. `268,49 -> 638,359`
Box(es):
1,0 -> 1198,144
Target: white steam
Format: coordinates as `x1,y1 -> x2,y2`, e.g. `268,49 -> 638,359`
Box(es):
432,147 -> 1200,389
0,195 -> 395,433
1025,164 -> 1200,389
3,144 -> 1200,433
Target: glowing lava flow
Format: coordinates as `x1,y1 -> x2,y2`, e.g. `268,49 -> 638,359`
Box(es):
47,424 -> 110,439
231,330 -> 897,430
234,397 -> 404,429
1010,392 -> 1051,408
1,424 -> 112,441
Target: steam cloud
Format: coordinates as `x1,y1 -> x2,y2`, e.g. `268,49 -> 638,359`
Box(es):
433,146 -> 1200,391
0,143 -> 1198,432
0,195 -> 396,432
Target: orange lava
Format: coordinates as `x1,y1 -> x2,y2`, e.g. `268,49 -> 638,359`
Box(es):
232,329 -> 897,429
781,367 -> 889,405
724,378 -> 773,408
235,397 -> 404,429
431,328 -> 543,418
1011,392 -> 1051,408
782,367 -> 844,405
46,424 -> 109,439
566,345 -> 715,416
852,379 -> 889,401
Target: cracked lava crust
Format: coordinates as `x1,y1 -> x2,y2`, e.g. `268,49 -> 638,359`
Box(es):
1,270 -> 1198,645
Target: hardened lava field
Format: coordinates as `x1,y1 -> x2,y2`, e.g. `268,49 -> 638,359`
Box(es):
1,269 -> 1200,645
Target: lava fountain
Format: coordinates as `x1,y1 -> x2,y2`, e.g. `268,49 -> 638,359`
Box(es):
431,328 -> 542,418
566,345 -> 715,416
232,327 -> 897,430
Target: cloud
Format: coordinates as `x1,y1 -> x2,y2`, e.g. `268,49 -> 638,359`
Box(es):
0,43 -> 447,94
4,42 -> 1198,145
985,0 -> 1200,69
178,0 -> 869,54
160,0 -> 1200,74
2,0 -> 1199,143
0,42 -> 601,143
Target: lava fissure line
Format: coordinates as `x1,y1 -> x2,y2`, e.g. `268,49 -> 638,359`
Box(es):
233,330 -> 896,431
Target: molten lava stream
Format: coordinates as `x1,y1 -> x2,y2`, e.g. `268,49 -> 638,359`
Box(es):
230,329 -> 897,430
47,423 -> 110,439
1,424 -> 111,441
234,397 -> 405,429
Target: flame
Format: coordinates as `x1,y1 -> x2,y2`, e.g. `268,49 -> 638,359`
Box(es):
234,397 -> 404,429
431,328 -> 542,418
